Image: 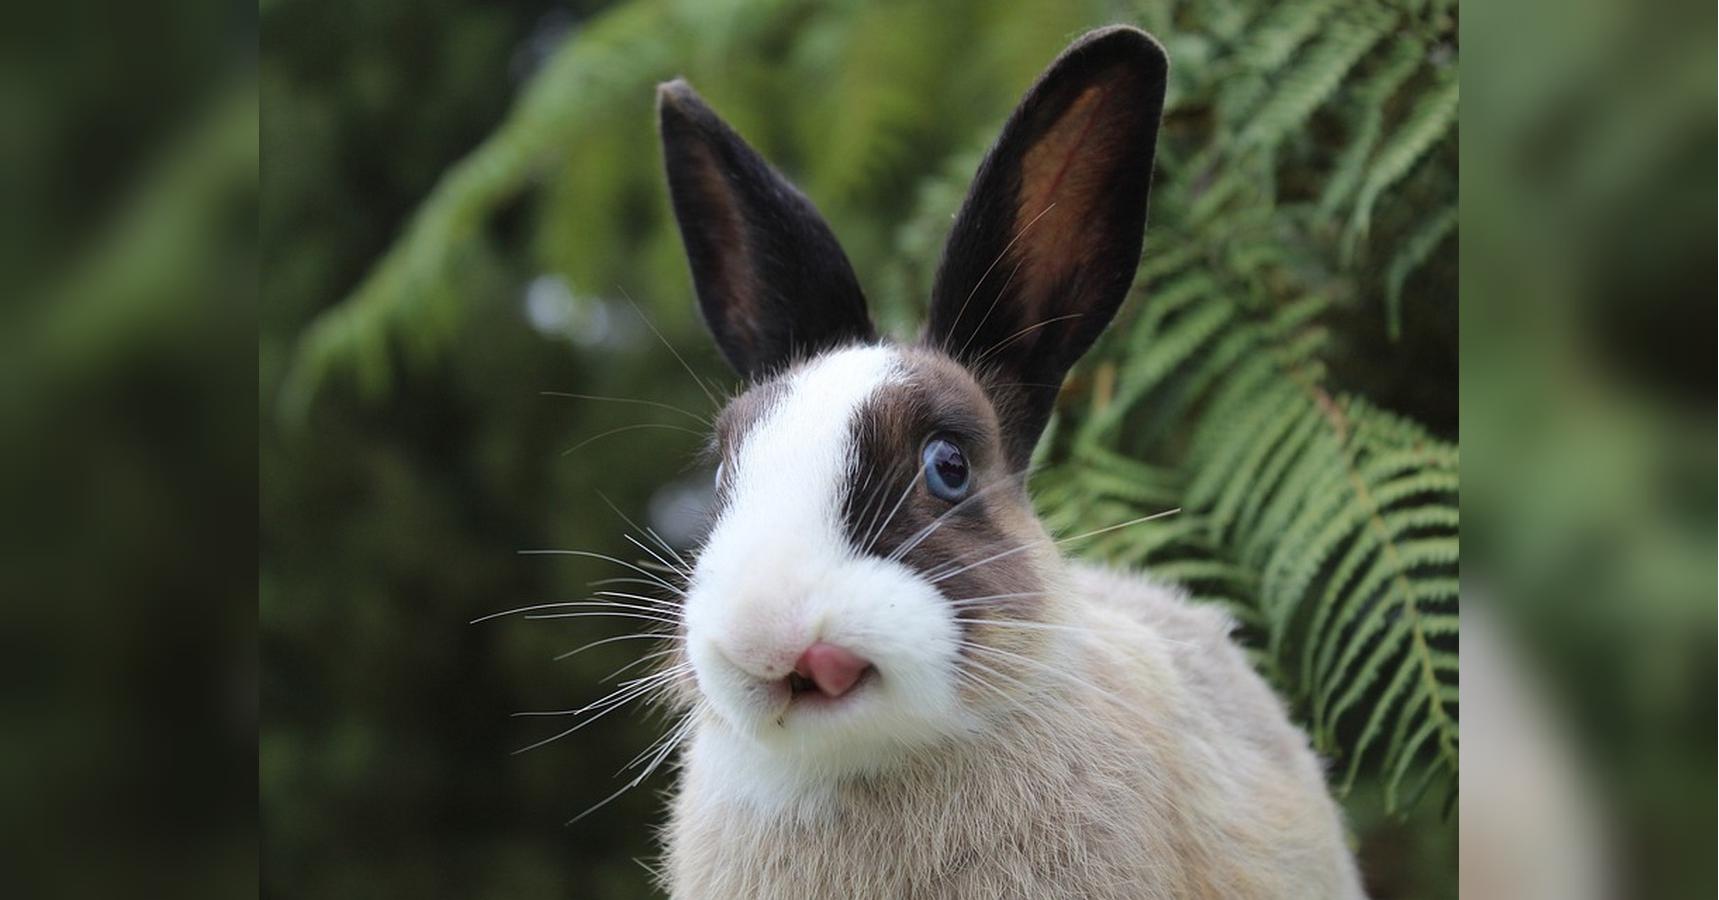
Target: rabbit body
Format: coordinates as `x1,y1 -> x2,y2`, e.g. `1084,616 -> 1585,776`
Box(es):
664,565 -> 1364,900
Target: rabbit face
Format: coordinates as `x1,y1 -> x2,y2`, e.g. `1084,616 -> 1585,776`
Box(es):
656,26 -> 1167,781
684,343 -> 1053,774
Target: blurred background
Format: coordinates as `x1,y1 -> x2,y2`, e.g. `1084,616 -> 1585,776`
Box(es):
3,0 -> 1711,898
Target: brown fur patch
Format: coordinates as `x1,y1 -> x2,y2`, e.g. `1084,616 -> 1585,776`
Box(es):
709,377 -> 787,507
839,348 -> 1053,641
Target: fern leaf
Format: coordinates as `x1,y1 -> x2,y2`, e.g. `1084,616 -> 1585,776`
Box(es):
1319,35 -> 1425,215
1383,204 -> 1456,339
1347,67 -> 1458,252
1241,7 -> 1395,150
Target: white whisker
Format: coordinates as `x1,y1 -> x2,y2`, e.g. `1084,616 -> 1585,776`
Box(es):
598,647 -> 683,685
618,287 -> 723,411
598,490 -> 696,578
945,591 -> 1047,608
593,590 -> 683,611
553,632 -> 682,662
929,507 -> 1181,585
540,390 -> 713,426
518,548 -> 684,595
512,666 -> 689,718
523,610 -> 682,626
511,678 -> 675,754
566,703 -> 700,825
954,254 -> 1028,360
887,464 -> 1038,564
941,201 -> 1058,354
589,575 -> 687,596
561,422 -> 704,456
959,640 -> 1135,712
862,460 -> 920,555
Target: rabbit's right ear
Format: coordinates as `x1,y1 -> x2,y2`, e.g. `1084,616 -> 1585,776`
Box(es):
657,80 -> 875,380
926,27 -> 1167,467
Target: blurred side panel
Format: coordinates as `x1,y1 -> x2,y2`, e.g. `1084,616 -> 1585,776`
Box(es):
1462,0 -> 1715,898
0,1 -> 257,897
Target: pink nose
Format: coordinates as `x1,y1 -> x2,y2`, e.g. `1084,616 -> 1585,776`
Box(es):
793,642 -> 873,698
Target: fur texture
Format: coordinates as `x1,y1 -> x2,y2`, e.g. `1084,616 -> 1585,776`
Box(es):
665,565 -> 1363,899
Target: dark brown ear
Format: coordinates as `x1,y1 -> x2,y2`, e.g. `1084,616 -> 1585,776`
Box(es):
657,80 -> 875,380
925,26 -> 1167,466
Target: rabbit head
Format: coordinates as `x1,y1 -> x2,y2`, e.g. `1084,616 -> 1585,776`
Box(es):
656,26 -> 1167,781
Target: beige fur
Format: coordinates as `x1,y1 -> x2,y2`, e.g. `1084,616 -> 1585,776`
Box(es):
662,562 -> 1366,899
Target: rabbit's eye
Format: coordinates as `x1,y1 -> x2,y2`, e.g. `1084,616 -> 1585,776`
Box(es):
921,437 -> 970,502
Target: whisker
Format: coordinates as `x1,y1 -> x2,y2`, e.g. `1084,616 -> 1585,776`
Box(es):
566,703 -> 700,825
486,598 -> 679,620
511,666 -> 688,718
511,684 -> 661,754
941,201 -> 1058,354
632,558 -> 685,577
645,526 -> 695,575
619,710 -> 698,774
621,533 -> 693,583
518,549 -> 683,594
959,616 -> 1200,649
886,463 -> 1039,564
560,422 -> 704,457
956,659 -> 1064,738
954,255 -> 1027,360
540,390 -> 712,427
598,646 -> 684,685
472,600 -> 610,625
1053,508 -> 1183,546
970,312 -> 1087,367
553,632 -> 681,662
593,590 -> 683,611
848,464 -> 887,552
929,507 -> 1180,585
618,287 -> 722,411
945,591 -> 1047,608
856,460 -> 914,553
597,490 -> 696,577
960,641 -> 1136,712
523,611 -> 683,626
589,575 -> 687,596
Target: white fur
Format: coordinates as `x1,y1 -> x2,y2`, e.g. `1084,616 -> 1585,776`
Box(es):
684,345 -> 977,809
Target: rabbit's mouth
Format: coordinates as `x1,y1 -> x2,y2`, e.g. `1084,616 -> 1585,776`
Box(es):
784,666 -> 877,705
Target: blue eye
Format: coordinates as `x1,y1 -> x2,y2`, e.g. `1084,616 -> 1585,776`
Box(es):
921,437 -> 971,502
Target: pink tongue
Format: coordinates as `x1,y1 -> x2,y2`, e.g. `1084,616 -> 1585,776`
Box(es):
793,642 -> 872,697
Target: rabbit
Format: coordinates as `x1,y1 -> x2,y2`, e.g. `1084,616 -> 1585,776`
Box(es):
644,25 -> 1367,900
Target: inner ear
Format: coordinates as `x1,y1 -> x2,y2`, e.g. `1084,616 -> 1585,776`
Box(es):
925,27 -> 1167,465
658,80 -> 876,379
1010,80 -> 1137,320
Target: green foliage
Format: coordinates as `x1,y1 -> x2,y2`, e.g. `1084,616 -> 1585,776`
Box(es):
894,0 -> 1461,814
273,0 -> 1458,876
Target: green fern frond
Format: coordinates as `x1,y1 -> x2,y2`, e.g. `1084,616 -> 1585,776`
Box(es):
1319,35 -> 1426,215
1346,66 -> 1458,253
1238,0 -> 1345,74
1240,6 -> 1395,150
1042,275 -> 1459,814
1383,204 -> 1456,339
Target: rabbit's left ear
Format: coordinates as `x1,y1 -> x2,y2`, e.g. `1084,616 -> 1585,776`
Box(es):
658,80 -> 875,380
927,26 -> 1167,466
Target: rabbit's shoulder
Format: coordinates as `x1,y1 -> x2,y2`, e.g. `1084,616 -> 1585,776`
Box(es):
1066,561 -> 1236,649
